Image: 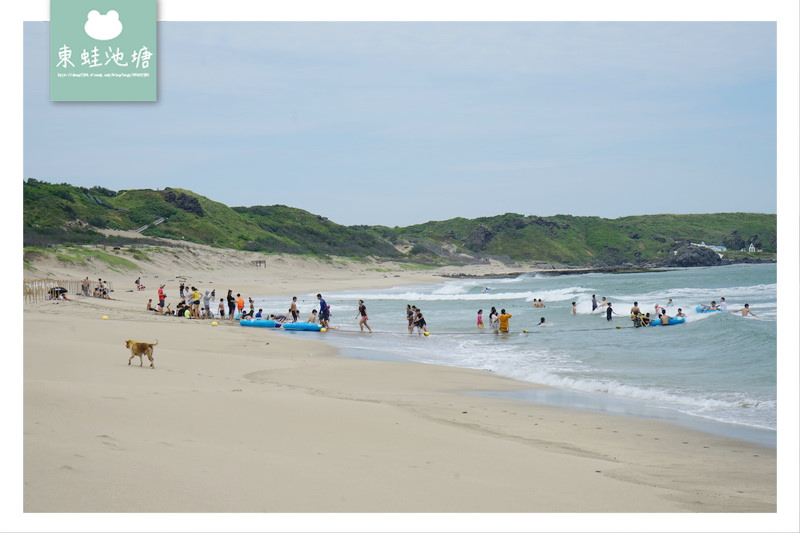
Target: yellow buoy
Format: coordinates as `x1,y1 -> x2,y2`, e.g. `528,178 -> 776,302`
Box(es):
424,331 -> 430,336
616,325 -> 622,329
102,316 -> 108,320
211,321 -> 218,326
320,328 -> 327,332
523,330 -> 529,333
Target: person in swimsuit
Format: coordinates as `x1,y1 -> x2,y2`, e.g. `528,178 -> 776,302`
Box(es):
355,299 -> 372,332
606,302 -> 619,321
699,301 -> 718,312
591,295 -> 598,312
730,303 -> 757,317
290,296 -> 299,322
477,309 -> 484,328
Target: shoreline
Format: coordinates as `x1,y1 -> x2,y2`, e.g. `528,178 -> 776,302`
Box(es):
314,320 -> 776,449
20,247 -> 778,515
436,260 -> 778,279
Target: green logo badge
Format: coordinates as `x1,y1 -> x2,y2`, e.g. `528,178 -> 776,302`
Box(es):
50,0 -> 157,101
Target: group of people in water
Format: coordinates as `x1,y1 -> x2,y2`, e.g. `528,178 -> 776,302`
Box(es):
471,293 -> 760,334
475,307 -> 530,334
628,301 -> 681,326
145,279 -> 759,334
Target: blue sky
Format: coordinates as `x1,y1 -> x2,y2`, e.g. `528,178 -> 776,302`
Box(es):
25,21 -> 777,226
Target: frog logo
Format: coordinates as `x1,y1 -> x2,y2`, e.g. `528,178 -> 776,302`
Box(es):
84,9 -> 123,41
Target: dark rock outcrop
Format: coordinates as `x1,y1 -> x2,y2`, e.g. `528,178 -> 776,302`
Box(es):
464,224 -> 494,252
667,245 -> 722,267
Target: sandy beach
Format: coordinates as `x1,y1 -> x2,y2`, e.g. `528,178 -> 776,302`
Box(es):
17,240 -> 783,529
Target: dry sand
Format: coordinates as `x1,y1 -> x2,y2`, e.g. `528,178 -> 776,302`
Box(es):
15,239 -> 784,530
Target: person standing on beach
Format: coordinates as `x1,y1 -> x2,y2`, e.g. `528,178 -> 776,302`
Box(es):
189,287 -> 201,318
203,290 -> 211,318
226,290 -> 235,320
82,277 -> 90,296
498,309 -> 512,333
317,294 -> 330,329
157,284 -> 166,314
236,294 -> 245,318
179,282 -> 185,300
218,299 -> 225,319
290,297 -> 299,322
355,300 -> 372,332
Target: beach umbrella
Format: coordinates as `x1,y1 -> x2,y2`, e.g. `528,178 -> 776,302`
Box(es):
51,287 -> 68,294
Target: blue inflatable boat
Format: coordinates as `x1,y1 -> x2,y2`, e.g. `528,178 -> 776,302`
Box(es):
649,316 -> 686,326
282,322 -> 324,332
240,319 -> 281,328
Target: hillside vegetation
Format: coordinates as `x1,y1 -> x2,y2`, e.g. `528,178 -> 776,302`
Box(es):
23,179 -> 777,268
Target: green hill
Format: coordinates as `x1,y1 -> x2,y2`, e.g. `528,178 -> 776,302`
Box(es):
23,179 -> 399,258
23,179 -> 776,267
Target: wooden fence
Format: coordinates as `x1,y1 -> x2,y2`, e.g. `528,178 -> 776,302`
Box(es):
23,279 -> 114,304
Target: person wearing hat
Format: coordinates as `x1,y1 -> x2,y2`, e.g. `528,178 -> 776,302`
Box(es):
157,284 -> 166,314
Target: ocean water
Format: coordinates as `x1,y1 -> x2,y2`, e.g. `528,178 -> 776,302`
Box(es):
252,263 -> 778,447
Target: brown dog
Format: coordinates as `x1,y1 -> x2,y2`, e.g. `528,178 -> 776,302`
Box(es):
126,339 -> 158,368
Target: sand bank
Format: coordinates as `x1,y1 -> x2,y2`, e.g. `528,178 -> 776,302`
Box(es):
16,244 -> 783,529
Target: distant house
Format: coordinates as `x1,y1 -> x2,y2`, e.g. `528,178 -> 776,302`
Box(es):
748,243 -> 756,253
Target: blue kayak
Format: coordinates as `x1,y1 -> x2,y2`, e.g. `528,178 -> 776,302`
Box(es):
240,319 -> 281,328
650,316 -> 686,326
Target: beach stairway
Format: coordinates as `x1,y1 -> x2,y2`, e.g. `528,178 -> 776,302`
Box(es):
134,217 -> 165,233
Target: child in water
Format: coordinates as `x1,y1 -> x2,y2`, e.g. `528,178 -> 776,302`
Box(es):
477,309 -> 484,328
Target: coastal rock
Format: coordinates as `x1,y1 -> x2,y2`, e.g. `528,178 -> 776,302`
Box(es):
667,244 -> 722,267
464,225 -> 494,252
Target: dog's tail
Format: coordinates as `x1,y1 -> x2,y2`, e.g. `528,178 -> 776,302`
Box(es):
153,339 -> 158,346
